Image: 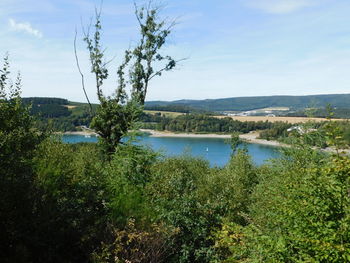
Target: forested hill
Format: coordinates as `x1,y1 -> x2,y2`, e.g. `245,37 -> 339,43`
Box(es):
146,94 -> 350,111
22,97 -> 210,115
21,97 -> 96,131
22,97 -> 71,118
22,94 -> 350,116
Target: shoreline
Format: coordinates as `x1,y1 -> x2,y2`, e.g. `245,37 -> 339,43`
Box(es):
238,132 -> 290,148
140,129 -> 231,139
140,129 -> 288,148
62,129 -> 289,148
62,130 -> 98,136
61,129 -> 349,153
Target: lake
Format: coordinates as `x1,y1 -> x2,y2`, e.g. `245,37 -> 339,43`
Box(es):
62,134 -> 281,167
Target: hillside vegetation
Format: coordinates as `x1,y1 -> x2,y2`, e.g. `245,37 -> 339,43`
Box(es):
146,94 -> 350,111
22,97 -> 96,131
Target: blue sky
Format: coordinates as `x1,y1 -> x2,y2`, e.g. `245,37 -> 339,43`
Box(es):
1,0 -> 350,102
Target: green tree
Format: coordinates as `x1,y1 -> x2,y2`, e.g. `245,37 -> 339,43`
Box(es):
215,145 -> 350,262
0,54 -> 43,261
146,156 -> 220,262
33,141 -> 109,262
81,2 -> 179,155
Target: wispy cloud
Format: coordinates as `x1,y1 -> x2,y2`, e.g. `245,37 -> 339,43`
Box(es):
245,0 -> 316,14
8,18 -> 43,38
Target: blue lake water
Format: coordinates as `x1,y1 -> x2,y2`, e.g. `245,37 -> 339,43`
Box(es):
62,134 -> 281,167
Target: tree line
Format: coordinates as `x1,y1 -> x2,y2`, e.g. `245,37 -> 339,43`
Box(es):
259,120 -> 350,148
141,113 -> 292,133
144,104 -> 212,114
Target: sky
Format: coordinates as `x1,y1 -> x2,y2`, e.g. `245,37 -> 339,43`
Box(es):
1,0 -> 350,102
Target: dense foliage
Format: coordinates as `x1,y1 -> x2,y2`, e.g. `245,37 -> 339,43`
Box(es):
20,97 -> 93,132
287,107 -> 350,119
144,104 -> 212,114
3,64 -> 350,261
4,92 -> 350,262
213,147 -> 350,262
22,97 -> 69,105
0,56 -> 45,261
259,120 -> 350,148
30,104 -> 71,118
142,113 -> 290,134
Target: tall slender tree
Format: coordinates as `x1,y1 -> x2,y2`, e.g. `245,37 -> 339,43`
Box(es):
79,2 -> 180,155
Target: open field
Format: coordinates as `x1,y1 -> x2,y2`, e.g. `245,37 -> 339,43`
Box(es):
144,110 -> 185,117
215,115 -> 346,124
64,105 -> 77,109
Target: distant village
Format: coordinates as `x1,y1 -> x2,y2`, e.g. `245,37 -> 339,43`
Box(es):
223,107 -> 291,117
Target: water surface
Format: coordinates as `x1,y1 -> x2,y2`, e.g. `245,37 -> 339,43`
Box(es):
62,134 -> 280,167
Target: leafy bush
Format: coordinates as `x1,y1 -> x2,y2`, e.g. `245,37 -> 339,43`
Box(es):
33,140 -> 109,261
91,219 -> 177,263
146,156 -> 224,262
215,147 -> 350,262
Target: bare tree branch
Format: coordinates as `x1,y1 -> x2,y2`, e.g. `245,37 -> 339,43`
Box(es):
149,57 -> 188,81
74,28 -> 92,113
102,54 -> 117,68
134,2 -> 143,27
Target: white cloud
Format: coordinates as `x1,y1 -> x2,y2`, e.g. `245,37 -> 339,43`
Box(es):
8,18 -> 43,38
246,0 -> 315,14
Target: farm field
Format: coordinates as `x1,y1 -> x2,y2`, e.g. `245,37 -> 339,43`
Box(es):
63,105 -> 77,109
215,115 -> 346,124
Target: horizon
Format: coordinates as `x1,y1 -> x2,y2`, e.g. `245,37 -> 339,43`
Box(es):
2,0 -> 350,102
23,92 -> 350,104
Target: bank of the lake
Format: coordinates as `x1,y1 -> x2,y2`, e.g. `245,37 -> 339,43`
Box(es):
63,129 -> 349,155
140,129 -> 290,148
63,129 -> 290,148
138,130 -> 350,154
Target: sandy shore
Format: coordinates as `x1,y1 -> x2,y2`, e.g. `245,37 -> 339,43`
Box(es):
62,129 -> 349,153
238,132 -> 290,148
140,129 -> 231,139
140,129 -> 289,148
64,129 -> 287,147
63,131 -> 98,136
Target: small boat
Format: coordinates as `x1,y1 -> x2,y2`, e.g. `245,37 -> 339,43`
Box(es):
206,147 -> 209,152
85,134 -> 91,138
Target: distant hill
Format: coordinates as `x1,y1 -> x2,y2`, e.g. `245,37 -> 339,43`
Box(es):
22,97 -> 95,131
22,97 -> 71,118
19,96 -> 350,132
22,94 -> 350,118
146,94 -> 350,112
